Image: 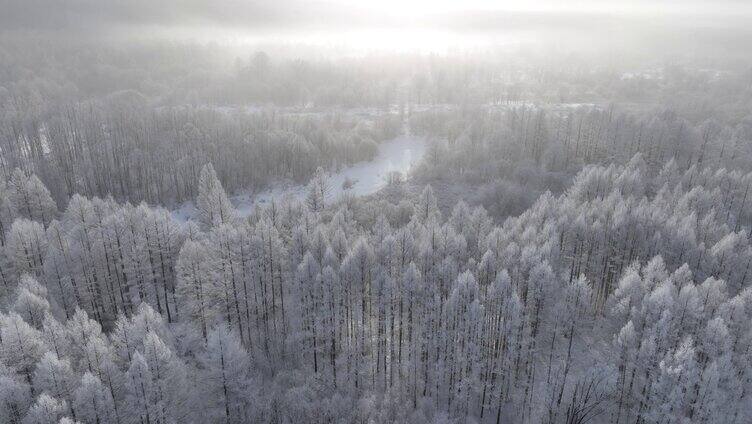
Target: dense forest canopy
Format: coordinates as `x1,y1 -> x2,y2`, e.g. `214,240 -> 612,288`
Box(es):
2,1 -> 752,423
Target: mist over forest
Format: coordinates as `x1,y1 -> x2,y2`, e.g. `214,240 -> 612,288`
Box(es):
1,1 -> 752,423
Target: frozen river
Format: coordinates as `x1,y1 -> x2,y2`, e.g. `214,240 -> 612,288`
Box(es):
172,135 -> 426,221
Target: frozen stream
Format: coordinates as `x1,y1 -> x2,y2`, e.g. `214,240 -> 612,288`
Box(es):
172,135 -> 426,222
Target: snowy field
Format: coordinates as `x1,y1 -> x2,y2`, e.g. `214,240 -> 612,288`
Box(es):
171,134 -> 426,222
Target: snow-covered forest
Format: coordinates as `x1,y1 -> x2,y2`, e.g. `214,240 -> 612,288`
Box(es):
3,1 -> 752,423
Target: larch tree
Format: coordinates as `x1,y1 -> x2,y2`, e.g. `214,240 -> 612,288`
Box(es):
12,275 -> 50,329
175,240 -> 215,340
0,178 -> 17,247
0,363 -> 32,424
0,313 -> 47,393
198,324 -> 254,423
72,372 -> 118,424
196,164 -> 235,229
21,393 -> 67,424
7,170 -> 57,226
5,219 -> 47,279
305,167 -> 330,213
31,352 -> 77,418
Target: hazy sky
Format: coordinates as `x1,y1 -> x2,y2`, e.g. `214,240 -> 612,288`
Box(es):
3,0 -> 751,54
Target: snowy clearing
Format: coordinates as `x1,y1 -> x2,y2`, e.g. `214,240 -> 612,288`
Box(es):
171,134 -> 426,222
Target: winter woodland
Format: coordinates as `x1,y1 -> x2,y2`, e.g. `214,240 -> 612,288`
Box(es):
2,7 -> 752,424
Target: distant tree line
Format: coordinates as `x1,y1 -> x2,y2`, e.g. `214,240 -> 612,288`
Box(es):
2,40 -> 750,116
0,99 -> 400,206
410,104 -> 752,219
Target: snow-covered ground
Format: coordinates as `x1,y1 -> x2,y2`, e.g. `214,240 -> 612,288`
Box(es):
171,135 -> 426,222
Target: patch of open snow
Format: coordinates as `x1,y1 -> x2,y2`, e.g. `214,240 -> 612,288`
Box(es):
329,135 -> 425,197
171,135 -> 426,222
171,201 -> 197,223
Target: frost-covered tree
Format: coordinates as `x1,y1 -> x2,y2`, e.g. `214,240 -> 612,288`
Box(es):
175,240 -> 215,339
72,372 -> 118,424
305,167 -> 330,212
7,170 -> 57,226
32,352 -> 77,416
413,185 -> 441,224
5,219 -> 47,279
198,325 -> 254,423
196,164 -> 235,229
123,332 -> 186,424
22,394 -> 67,424
0,313 -> 47,392
12,275 -> 50,329
0,363 -> 32,424
0,178 -> 17,247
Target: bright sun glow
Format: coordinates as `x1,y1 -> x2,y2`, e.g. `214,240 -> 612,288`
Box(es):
299,29 -> 523,53
133,0 -> 752,53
